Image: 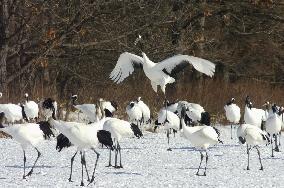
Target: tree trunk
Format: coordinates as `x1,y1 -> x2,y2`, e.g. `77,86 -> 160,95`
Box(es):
0,46 -> 8,93
0,0 -> 9,97
194,1 -> 207,101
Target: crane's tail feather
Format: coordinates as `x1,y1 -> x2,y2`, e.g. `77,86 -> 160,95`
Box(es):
38,121 -> 55,139
130,123 -> 143,138
56,133 -> 72,152
238,136 -> 246,144
97,130 -> 115,150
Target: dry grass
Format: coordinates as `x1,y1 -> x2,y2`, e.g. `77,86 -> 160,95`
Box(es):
4,77 -> 284,124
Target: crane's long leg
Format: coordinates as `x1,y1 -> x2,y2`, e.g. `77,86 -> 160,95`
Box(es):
230,124 -> 233,139
166,130 -> 172,151
23,150 -> 26,179
255,146 -> 263,170
69,151 -> 78,182
204,151 -> 209,176
106,148 -> 112,167
196,151 -> 204,176
80,151 -> 84,186
163,90 -> 169,124
271,137 -> 274,157
88,148 -> 100,185
118,141 -> 123,168
114,141 -> 119,168
247,145 -> 251,170
82,152 -> 90,182
275,134 -> 280,152
279,131 -> 281,146
165,104 -> 169,123
25,147 -> 41,177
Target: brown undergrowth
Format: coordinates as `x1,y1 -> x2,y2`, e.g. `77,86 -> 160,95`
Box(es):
3,77 -> 284,125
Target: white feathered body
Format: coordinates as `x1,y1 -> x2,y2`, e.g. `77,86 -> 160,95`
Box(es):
24,101 -> 39,120
49,119 -> 100,150
237,124 -> 268,146
110,52 -> 215,94
103,118 -> 133,142
158,109 -> 180,131
1,124 -> 44,149
177,101 -> 204,121
136,100 -> 151,123
265,113 -> 282,135
101,101 -> 116,113
141,53 -> 175,93
244,106 -> 265,127
181,125 -> 218,150
166,102 -> 178,113
0,104 -> 23,123
224,104 -> 241,123
126,103 -> 143,123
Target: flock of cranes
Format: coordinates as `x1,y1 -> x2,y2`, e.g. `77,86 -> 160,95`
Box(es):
0,36 -> 283,186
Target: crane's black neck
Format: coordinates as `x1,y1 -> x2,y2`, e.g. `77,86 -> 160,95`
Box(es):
52,107 -> 56,120
245,96 -> 250,106
226,98 -> 235,106
179,106 -> 187,130
20,104 -> 28,121
0,112 -> 5,128
272,104 -> 278,114
71,98 -> 76,106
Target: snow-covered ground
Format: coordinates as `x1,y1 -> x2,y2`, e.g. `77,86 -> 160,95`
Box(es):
0,125 -> 283,188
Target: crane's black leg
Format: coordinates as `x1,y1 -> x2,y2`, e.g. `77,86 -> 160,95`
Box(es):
114,141 -> 119,168
82,152 -> 90,182
25,147 -> 41,177
275,134 -> 280,152
271,137 -> 274,157
117,142 -> 123,168
231,124 -> 233,139
247,145 -> 251,170
255,146 -> 263,170
88,148 -> 100,185
69,151 -> 78,182
80,152 -> 84,186
167,130 -> 170,144
164,94 -> 169,123
23,150 -> 26,179
106,148 -> 112,167
166,130 -> 172,151
204,151 -> 209,176
279,132 -> 281,146
196,152 -> 204,176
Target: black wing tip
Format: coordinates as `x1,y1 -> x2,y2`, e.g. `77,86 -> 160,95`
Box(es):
110,101 -> 118,111
130,123 -> 143,138
212,126 -> 221,137
200,112 -> 211,126
42,98 -> 55,109
56,133 -> 72,152
238,136 -> 246,144
38,121 -> 55,139
97,130 -> 115,150
261,134 -> 270,144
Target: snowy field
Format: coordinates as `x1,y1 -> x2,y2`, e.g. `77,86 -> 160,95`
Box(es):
0,125 -> 283,188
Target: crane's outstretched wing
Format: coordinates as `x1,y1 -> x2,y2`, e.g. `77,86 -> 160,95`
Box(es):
110,52 -> 143,83
155,55 -> 215,77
